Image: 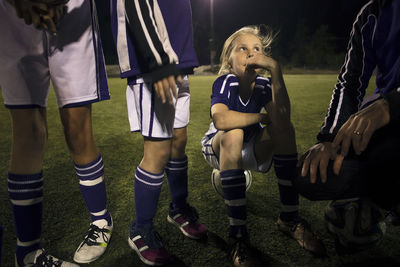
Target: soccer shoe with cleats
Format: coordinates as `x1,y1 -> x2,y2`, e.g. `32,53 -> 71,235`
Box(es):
16,249 -> 79,267
277,217 -> 326,256
229,237 -> 263,267
128,223 -> 171,266
73,218 -> 113,264
167,203 -> 207,239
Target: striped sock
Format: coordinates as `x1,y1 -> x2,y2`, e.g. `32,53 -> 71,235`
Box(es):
273,154 -> 299,222
165,156 -> 188,209
8,172 -> 43,265
75,154 -> 111,225
220,169 -> 247,238
134,167 -> 164,230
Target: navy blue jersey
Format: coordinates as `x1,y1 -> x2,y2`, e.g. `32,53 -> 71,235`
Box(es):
318,0 -> 400,142
110,0 -> 198,82
204,74 -> 272,139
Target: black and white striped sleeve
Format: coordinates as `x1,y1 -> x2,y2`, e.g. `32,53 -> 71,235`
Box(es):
124,0 -> 180,81
317,0 -> 379,142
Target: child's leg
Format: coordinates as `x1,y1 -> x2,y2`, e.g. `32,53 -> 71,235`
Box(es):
134,138 -> 172,229
8,109 -> 47,265
264,120 -> 325,254
60,105 -> 111,225
268,122 -> 299,221
166,127 -> 188,209
254,126 -> 299,220
213,129 -> 247,238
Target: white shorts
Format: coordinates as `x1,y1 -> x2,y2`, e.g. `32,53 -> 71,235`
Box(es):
0,0 -> 109,108
201,130 -> 273,173
126,76 -> 190,138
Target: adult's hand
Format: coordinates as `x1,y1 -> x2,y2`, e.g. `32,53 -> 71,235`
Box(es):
300,142 -> 339,183
332,99 -> 390,173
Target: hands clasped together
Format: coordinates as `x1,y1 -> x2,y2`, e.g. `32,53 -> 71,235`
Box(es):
9,0 -> 68,34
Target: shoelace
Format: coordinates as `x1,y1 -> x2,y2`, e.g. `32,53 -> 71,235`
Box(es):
34,250 -> 63,267
181,206 -> 199,224
232,241 -> 249,263
140,225 -> 164,249
81,224 -> 109,247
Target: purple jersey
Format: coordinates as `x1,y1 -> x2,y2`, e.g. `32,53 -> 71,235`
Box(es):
204,74 -> 272,140
110,0 -> 198,82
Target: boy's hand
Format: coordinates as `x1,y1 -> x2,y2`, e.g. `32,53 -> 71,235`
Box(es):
153,75 -> 182,105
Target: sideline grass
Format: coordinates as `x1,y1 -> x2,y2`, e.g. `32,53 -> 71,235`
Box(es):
1,74 -> 400,267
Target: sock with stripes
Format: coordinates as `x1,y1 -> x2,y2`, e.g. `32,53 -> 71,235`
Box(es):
220,169 -> 247,238
75,154 -> 111,225
8,172 -> 43,265
165,156 -> 188,210
273,154 -> 299,222
134,166 -> 164,230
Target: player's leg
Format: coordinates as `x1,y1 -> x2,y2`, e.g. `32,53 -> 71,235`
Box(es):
267,122 -> 300,222
59,105 -> 111,227
126,80 -> 176,265
59,106 -> 112,263
47,0 -> 111,262
267,116 -> 326,255
0,1 -> 80,264
212,129 -> 247,237
165,78 -> 207,239
8,109 -> 47,267
214,129 -> 263,266
167,127 -> 188,209
127,137 -> 172,265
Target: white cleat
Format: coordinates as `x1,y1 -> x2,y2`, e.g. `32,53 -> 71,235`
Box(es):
73,217 -> 113,264
16,249 -> 79,267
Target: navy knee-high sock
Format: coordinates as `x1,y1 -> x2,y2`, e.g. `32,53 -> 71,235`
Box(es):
75,154 -> 111,225
165,156 -> 188,210
220,169 -> 247,238
273,154 -> 299,221
8,172 -> 43,265
134,166 -> 164,230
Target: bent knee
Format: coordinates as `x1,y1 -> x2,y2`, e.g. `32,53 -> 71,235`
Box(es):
220,129 -> 244,149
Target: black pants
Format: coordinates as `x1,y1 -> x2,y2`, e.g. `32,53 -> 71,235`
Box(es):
293,123 -> 400,209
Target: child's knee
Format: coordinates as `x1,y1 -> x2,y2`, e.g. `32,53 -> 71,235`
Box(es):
220,129 -> 244,153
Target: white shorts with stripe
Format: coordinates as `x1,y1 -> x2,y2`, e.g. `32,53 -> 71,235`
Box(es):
201,128 -> 273,173
0,0 -> 109,108
126,76 -> 190,138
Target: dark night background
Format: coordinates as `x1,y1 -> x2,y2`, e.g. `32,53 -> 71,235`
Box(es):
96,0 -> 369,69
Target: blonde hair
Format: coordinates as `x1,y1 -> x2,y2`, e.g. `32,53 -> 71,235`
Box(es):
218,24 -> 277,75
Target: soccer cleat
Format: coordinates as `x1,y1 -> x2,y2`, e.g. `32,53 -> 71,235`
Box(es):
229,237 -> 263,267
128,223 -> 171,266
167,203 -> 207,239
277,217 -> 326,256
73,218 -> 113,264
16,249 -> 79,267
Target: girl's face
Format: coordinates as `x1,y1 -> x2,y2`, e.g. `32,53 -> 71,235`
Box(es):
229,33 -> 262,78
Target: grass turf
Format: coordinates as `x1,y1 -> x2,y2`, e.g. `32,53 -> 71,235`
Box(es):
1,74 -> 400,266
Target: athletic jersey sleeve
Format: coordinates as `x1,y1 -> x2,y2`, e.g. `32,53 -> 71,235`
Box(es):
124,0 -> 180,81
317,1 -> 379,142
210,74 -> 238,107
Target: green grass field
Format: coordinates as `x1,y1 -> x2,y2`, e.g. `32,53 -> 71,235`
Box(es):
1,74 -> 400,267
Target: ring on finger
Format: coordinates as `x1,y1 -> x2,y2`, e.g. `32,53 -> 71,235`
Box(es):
353,131 -> 361,135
